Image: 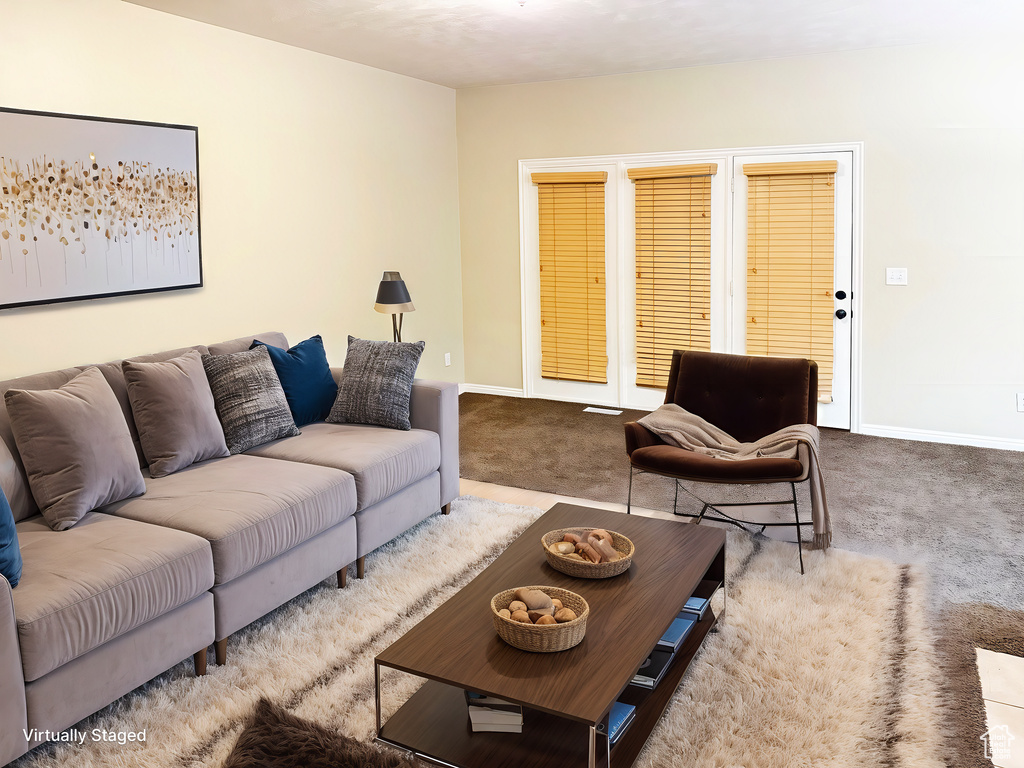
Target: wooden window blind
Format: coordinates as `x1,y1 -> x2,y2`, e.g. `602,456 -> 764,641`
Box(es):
628,163 -> 717,388
532,171 -> 608,383
743,160 -> 837,402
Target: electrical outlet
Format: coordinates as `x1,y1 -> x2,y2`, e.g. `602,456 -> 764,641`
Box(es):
444,352 -> 451,367
1017,392 -> 1024,412
886,268 -> 908,286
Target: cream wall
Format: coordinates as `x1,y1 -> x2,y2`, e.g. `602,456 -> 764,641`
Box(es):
457,41 -> 1024,446
0,0 -> 463,382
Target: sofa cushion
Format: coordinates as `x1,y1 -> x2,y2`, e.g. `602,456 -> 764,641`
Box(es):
629,444 -> 804,481
4,367 -> 146,531
12,512 -> 213,681
246,423 -> 439,511
123,350 -> 230,477
0,486 -> 21,588
102,455 -> 357,584
327,337 -> 424,431
251,335 -> 338,426
203,347 -> 300,454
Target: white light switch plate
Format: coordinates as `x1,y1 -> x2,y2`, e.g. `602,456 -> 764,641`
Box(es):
886,268 -> 908,285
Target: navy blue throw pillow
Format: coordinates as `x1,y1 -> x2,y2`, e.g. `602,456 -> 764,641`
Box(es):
250,335 -> 338,426
0,486 -> 22,589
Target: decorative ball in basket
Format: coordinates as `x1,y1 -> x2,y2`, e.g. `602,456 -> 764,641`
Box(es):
491,586 -> 589,652
542,527 -> 634,579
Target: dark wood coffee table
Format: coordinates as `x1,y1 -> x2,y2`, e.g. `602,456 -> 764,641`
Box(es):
374,502 -> 726,768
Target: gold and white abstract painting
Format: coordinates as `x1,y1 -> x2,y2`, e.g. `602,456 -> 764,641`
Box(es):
0,108 -> 201,309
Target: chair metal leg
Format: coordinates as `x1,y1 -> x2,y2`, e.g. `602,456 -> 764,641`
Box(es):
643,469 -> 810,575
792,483 -> 805,575
668,477 -> 809,574
627,466 -> 634,514
696,502 -> 711,524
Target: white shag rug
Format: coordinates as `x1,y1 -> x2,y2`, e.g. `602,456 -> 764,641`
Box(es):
10,497 -> 949,768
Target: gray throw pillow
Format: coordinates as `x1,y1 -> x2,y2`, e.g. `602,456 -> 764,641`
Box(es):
202,346 -> 299,454
4,367 -> 146,531
122,350 -> 230,477
327,336 -> 425,431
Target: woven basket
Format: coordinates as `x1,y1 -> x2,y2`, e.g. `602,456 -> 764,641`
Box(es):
542,528 -> 635,579
491,586 -> 589,653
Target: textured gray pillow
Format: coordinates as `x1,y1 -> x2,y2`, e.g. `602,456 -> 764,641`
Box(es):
4,367 -> 146,531
202,346 -> 299,454
327,336 -> 425,430
122,350 -> 230,477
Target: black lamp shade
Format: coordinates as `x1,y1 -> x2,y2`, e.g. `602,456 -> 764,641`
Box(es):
374,271 -> 414,313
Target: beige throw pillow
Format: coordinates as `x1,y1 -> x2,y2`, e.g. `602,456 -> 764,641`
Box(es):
4,367 -> 146,531
122,350 -> 230,477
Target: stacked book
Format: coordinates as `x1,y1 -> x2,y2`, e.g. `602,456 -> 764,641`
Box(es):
631,590 -> 714,689
681,591 -> 713,620
465,691 -> 523,733
631,648 -> 675,690
603,701 -> 636,746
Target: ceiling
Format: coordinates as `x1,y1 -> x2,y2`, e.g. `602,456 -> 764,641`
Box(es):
124,0 -> 1022,89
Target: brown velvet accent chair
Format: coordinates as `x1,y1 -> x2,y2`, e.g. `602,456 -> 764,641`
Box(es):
624,350 -> 818,573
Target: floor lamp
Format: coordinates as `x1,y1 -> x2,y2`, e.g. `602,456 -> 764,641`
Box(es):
374,271 -> 415,342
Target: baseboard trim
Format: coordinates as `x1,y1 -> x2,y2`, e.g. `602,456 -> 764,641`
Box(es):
460,384 -> 525,398
860,423 -> 1024,452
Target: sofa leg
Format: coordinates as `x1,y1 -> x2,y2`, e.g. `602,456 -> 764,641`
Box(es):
357,556 -> 365,579
338,567 -> 347,589
193,648 -> 207,677
215,638 -> 227,666
442,503 -> 451,515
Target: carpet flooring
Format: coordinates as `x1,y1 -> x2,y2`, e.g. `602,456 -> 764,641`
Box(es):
459,392 -> 1024,768
10,497 -> 948,768
459,393 -> 1024,611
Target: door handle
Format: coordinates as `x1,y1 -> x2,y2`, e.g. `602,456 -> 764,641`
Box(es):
835,309 -> 848,319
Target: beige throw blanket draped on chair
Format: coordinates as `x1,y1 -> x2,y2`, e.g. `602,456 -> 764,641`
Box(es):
637,404 -> 832,550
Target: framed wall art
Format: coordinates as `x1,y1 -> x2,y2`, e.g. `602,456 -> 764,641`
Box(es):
0,107 -> 201,310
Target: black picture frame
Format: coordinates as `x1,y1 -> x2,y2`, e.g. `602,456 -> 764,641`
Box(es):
0,106 -> 202,310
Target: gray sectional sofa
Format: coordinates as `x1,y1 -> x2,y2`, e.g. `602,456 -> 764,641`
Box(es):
0,331 -> 458,765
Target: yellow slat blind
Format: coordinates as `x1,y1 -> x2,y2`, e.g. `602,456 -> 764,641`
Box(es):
534,173 -> 608,383
743,161 -> 837,402
631,165 -> 715,388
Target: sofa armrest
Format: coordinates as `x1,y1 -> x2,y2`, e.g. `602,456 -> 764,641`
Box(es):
0,575 -> 28,765
409,379 -> 460,508
329,368 -> 459,508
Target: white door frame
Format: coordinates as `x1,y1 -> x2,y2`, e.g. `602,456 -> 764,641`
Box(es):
518,142 -> 864,433
519,159 -> 621,407
731,149 -> 856,430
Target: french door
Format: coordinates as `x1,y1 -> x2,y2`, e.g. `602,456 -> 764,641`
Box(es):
521,162 -> 621,407
731,151 -> 853,429
521,146 -> 857,430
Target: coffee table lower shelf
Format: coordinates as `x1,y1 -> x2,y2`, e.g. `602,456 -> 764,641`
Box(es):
376,610 -> 717,768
